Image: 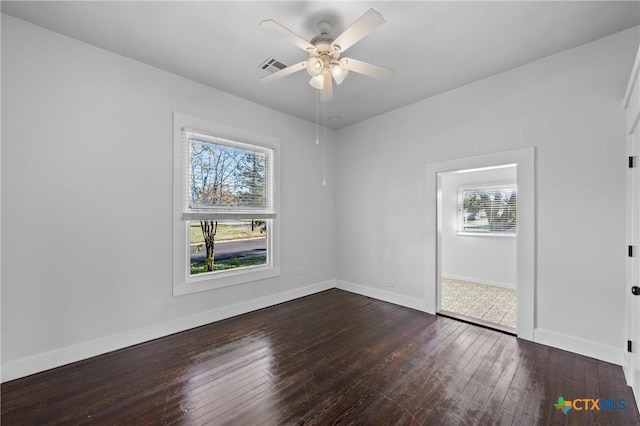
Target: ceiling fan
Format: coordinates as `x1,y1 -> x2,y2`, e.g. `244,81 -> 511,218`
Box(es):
259,8 -> 394,102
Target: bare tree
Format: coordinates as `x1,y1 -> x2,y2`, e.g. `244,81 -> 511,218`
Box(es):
200,220 -> 218,271
190,142 -> 243,271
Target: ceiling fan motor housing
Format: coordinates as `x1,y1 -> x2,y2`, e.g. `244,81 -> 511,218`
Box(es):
307,33 -> 341,77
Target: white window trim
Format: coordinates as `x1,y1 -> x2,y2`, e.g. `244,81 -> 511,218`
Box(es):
172,112 -> 280,296
457,182 -> 517,236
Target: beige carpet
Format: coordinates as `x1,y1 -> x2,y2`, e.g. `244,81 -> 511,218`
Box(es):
441,278 -> 516,329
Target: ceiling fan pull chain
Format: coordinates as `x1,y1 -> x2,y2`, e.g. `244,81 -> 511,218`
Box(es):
323,101 -> 327,186
316,89 -> 320,145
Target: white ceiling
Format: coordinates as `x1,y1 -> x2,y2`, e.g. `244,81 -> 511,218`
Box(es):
2,1 -> 639,130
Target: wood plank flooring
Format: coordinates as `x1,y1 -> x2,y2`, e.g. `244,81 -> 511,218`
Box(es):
2,289 -> 638,425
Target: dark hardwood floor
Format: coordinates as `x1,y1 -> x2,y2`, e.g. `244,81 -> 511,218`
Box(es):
2,289 -> 638,425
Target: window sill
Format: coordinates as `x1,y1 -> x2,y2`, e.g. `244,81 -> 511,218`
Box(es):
173,266 -> 280,296
456,232 -> 517,238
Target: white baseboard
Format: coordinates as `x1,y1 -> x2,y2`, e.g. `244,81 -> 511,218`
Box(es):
442,274 -> 515,289
335,281 -> 624,367
335,280 -> 428,312
623,353 -> 631,386
533,328 -> 622,366
623,360 -> 640,413
1,279 -> 336,383
2,279 -> 627,382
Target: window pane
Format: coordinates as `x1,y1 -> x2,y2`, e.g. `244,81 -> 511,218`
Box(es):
189,138 -> 268,210
189,220 -> 268,276
460,185 -> 517,233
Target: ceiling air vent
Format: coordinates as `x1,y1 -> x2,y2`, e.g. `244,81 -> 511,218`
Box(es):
259,57 -> 287,73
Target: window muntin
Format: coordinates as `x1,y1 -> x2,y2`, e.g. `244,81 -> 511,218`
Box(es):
458,184 -> 517,234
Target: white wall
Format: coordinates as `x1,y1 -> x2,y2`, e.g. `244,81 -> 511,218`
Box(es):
336,26 -> 639,363
441,166 -> 517,288
2,12 -> 639,380
1,15 -> 337,380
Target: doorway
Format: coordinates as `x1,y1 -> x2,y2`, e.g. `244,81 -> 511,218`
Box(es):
424,147 -> 535,340
438,165 -> 517,333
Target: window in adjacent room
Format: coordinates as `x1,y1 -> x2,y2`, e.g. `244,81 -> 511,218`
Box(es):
458,183 -> 517,235
173,112 -> 279,295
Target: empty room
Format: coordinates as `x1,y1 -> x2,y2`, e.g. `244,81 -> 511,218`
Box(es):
2,1 -> 640,424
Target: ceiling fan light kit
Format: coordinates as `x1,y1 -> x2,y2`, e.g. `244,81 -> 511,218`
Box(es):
306,56 -> 323,76
259,8 -> 394,102
331,60 -> 349,85
309,74 -> 325,90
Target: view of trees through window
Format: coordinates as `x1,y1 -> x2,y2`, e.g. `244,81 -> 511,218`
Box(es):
189,136 -> 270,275
189,139 -> 267,209
189,220 -> 267,275
460,184 -> 517,234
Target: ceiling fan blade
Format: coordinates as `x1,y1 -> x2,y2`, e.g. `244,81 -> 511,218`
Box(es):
260,61 -> 307,83
331,8 -> 385,54
341,58 -> 394,79
321,71 -> 333,102
259,20 -> 316,52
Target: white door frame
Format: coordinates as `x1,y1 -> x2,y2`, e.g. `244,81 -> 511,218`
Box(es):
624,43 -> 640,408
425,147 -> 535,340
626,123 -> 640,407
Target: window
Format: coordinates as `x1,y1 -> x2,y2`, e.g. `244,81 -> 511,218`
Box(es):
458,183 -> 517,235
173,113 -> 279,295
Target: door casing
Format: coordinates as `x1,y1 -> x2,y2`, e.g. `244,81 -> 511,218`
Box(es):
426,147 -> 535,340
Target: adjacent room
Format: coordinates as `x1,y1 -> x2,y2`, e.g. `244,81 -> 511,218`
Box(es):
2,1 -> 640,424
439,164 -> 518,333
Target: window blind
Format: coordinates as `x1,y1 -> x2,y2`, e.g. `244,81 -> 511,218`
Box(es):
458,183 -> 517,234
181,128 -> 275,221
